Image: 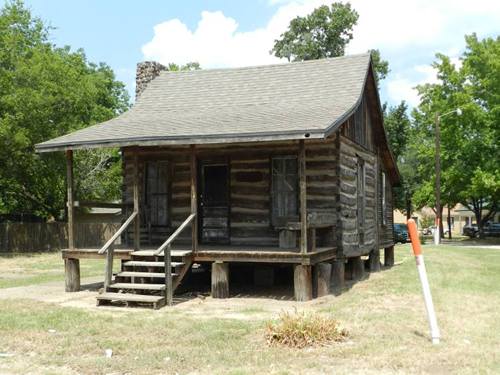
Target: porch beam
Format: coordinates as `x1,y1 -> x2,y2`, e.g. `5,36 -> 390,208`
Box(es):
190,145 -> 198,252
299,140 -> 307,254
66,150 -> 75,250
133,153 -> 140,251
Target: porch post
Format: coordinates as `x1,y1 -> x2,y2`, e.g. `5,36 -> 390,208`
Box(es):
66,150 -> 75,250
299,140 -> 307,253
133,152 -> 140,251
190,145 -> 198,252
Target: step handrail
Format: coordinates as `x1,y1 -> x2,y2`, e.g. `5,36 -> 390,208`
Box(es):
98,210 -> 138,291
98,211 -> 138,255
154,213 -> 196,306
153,213 -> 196,256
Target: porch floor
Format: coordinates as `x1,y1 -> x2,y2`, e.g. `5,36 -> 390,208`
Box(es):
63,245 -> 337,265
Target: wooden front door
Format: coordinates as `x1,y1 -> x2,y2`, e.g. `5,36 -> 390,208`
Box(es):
199,161 -> 230,244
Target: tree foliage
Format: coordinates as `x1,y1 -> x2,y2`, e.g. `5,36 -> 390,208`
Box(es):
412,34 -> 500,235
383,101 -> 410,161
167,62 -> 201,71
271,2 -> 389,84
383,101 -> 415,216
0,1 -> 129,219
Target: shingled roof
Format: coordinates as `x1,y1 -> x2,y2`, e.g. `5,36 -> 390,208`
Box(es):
36,53 -> 374,152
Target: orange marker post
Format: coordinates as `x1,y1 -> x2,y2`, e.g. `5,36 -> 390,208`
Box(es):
407,219 -> 440,344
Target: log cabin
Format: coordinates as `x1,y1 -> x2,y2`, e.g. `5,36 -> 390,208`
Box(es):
36,53 -> 400,308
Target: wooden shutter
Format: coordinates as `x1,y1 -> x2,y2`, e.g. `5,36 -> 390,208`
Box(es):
145,161 -> 169,227
272,156 -> 298,226
357,158 -> 365,243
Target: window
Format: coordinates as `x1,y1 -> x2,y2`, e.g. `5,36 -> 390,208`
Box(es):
145,161 -> 169,227
271,156 -> 298,226
357,158 -> 365,243
381,171 -> 387,226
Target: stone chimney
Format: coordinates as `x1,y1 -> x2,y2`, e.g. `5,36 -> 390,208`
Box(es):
135,61 -> 167,99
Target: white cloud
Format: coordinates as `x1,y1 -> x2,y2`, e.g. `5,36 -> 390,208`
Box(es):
386,76 -> 421,107
142,2 -> 329,68
141,0 -> 500,105
385,65 -> 438,107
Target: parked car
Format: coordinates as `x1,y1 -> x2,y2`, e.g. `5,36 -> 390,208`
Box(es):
484,222 -> 500,237
463,224 -> 478,238
394,223 -> 409,243
422,227 -> 433,235
464,222 -> 500,238
422,226 -> 450,236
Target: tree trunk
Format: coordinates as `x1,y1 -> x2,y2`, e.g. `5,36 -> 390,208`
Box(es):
447,205 -> 452,239
439,206 -> 445,239
474,209 -> 484,239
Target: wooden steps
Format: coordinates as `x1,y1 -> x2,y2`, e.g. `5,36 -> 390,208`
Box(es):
97,292 -> 165,309
123,260 -> 184,268
97,249 -> 193,309
132,249 -> 192,257
117,271 -> 179,278
108,283 -> 165,291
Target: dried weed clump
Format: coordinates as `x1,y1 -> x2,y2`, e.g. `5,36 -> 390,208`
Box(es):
265,311 -> 348,348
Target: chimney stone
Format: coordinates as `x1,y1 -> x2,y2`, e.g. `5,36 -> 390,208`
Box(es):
135,61 -> 167,99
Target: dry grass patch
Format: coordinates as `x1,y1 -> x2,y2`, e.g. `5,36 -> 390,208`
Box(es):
265,311 -> 348,348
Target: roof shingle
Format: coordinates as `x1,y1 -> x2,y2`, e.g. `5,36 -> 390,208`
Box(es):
36,53 -> 371,151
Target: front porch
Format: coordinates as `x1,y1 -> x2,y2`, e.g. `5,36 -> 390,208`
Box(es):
62,244 -> 337,268
62,244 -> 338,306
63,140 -> 339,307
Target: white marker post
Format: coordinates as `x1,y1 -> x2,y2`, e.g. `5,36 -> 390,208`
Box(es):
407,219 -> 441,344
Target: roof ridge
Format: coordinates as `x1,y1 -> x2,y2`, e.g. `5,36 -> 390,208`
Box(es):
156,52 -> 371,76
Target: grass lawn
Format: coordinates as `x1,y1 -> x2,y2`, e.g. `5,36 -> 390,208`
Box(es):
1,244 -> 499,374
0,252 -> 121,289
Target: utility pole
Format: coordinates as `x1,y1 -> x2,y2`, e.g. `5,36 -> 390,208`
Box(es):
434,113 -> 441,245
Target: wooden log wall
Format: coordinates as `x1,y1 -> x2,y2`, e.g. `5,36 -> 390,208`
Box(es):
123,147 -> 193,246
122,137 -> 339,249
338,135 -> 377,257
378,155 -> 395,247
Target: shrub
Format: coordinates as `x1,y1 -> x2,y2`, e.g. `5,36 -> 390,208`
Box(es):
265,311 -> 348,348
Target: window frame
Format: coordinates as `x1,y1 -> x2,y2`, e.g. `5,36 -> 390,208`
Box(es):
144,160 -> 170,227
357,157 -> 366,244
270,155 -> 299,227
381,171 -> 387,226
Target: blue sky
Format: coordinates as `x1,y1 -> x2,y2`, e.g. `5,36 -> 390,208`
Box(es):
6,0 -> 500,107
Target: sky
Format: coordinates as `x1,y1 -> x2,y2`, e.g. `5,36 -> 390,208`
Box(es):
6,0 -> 500,107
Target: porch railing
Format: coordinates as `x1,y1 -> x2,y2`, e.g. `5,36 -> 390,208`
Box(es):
98,211 -> 138,289
154,213 -> 196,306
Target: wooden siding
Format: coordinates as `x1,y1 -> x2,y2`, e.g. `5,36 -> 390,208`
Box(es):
338,135 -> 377,257
378,154 -> 395,247
340,96 -> 374,152
121,137 -> 339,249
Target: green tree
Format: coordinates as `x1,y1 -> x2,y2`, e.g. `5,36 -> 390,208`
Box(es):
413,34 -> 500,237
369,48 -> 389,82
0,1 -> 129,219
383,101 -> 415,218
383,101 -> 410,161
167,62 -> 201,71
271,2 -> 389,84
